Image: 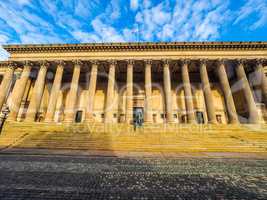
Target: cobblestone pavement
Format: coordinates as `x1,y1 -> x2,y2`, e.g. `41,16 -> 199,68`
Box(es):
0,155 -> 266,200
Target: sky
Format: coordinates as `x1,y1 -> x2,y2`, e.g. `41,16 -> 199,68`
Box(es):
0,0 -> 267,60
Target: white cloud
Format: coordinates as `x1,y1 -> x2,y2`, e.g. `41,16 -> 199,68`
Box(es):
110,0 -> 121,20
72,31 -> 101,43
143,0 -> 152,9
0,47 -> 9,61
130,0 -> 139,11
151,4 -> 171,25
157,24 -> 174,40
74,0 -> 100,19
15,0 -> 31,6
234,0 -> 267,30
0,34 -> 9,60
20,32 -> 63,44
0,34 -> 9,43
91,18 -> 125,42
132,0 -> 230,41
0,1 -> 64,45
122,27 -> 139,41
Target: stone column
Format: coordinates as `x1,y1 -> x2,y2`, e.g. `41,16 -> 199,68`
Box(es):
0,63 -> 15,112
216,60 -> 239,124
45,61 -> 64,122
255,59 -> 267,105
163,60 -> 174,123
9,62 -> 32,121
125,60 -> 133,124
181,59 -> 195,123
85,61 -> 98,122
144,60 -> 153,123
200,60 -> 217,124
104,60 -> 116,123
25,61 -> 48,121
64,61 -> 81,123
235,60 -> 260,123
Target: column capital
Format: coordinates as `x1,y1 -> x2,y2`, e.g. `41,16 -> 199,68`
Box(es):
255,58 -> 264,66
39,60 -> 50,68
56,60 -> 66,67
162,59 -> 172,65
71,59 -> 82,66
108,59 -> 118,66
23,60 -> 34,68
199,59 -> 208,65
144,59 -> 153,65
217,59 -> 227,66
181,59 -> 190,65
126,60 -> 135,65
90,60 -> 99,65
7,62 -> 17,69
237,59 -> 246,65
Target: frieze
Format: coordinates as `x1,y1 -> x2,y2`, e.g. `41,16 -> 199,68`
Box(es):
3,42 -> 267,54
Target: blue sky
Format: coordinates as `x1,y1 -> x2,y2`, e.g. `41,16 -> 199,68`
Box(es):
0,0 -> 267,59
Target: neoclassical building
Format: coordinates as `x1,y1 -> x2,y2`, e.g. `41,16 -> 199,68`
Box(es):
0,42 -> 266,125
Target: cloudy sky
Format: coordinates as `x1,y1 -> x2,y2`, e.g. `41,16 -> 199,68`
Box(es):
0,0 -> 267,59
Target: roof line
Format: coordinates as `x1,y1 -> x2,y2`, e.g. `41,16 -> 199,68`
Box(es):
3,41 -> 267,53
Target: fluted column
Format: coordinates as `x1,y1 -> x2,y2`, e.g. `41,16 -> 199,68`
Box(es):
85,61 -> 98,122
217,60 -> 239,124
0,64 -> 15,112
45,61 -> 64,122
236,60 -> 260,123
9,62 -> 32,121
125,60 -> 133,124
144,60 -> 153,123
163,60 -> 174,123
200,60 -> 217,124
25,62 -> 48,121
255,59 -> 267,105
64,61 -> 81,122
104,60 -> 116,123
181,59 -> 195,123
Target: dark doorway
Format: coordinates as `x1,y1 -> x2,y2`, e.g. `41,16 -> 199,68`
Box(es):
196,111 -> 204,124
75,111 -> 83,123
133,107 -> 144,127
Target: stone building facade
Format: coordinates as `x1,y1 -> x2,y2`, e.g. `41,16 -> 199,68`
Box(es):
0,42 -> 266,125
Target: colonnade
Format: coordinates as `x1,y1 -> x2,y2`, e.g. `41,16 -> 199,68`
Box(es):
0,59 -> 266,124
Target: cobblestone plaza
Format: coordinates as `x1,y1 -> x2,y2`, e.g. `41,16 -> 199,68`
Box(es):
0,155 -> 266,200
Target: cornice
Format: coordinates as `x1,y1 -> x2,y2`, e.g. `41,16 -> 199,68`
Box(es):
3,42 -> 267,54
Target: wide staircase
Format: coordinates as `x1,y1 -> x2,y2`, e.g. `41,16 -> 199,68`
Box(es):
0,121 -> 267,153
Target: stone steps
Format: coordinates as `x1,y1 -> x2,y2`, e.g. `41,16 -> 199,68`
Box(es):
0,121 -> 267,153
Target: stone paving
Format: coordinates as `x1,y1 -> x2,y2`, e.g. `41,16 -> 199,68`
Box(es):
0,155 -> 266,199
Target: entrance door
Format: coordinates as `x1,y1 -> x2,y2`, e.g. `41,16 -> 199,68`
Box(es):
133,107 -> 144,126
196,111 -> 204,124
75,111 -> 83,123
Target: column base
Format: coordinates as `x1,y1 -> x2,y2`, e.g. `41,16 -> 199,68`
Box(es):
7,112 -> 18,122
208,120 -> 218,124
63,120 -> 74,124
44,119 -> 53,123
6,118 -> 17,123
64,113 -> 75,123
187,120 -> 197,124
84,118 -> 96,123
229,119 -> 240,124
24,118 -> 36,123
165,120 -> 176,124
44,113 -> 55,123
143,121 -> 153,125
